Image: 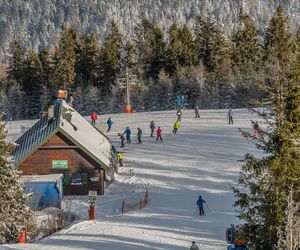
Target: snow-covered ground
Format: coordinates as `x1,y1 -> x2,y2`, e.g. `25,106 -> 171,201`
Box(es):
2,109 -> 261,250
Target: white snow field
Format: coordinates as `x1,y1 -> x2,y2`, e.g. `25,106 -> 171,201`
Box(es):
2,109 -> 261,250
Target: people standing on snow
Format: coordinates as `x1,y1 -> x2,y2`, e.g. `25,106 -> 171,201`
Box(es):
150,121 -> 155,137
118,133 -> 125,148
252,122 -> 260,137
117,151 -> 123,167
123,127 -> 131,143
195,105 -> 200,118
156,127 -> 163,142
177,108 -> 182,121
91,112 -> 97,126
107,117 -> 113,132
190,241 -> 200,250
227,108 -> 233,125
196,195 -> 206,216
137,127 -> 143,144
172,120 -> 181,134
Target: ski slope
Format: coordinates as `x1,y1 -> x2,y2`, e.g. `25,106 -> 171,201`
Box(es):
2,109 -> 261,250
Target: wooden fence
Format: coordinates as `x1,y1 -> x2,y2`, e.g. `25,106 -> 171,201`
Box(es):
121,188 -> 149,214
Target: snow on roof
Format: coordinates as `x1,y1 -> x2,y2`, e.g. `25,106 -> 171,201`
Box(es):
59,102 -> 111,167
13,101 -> 112,171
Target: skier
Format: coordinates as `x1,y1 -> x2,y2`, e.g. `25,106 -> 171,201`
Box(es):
91,112 -> 97,126
172,120 -> 181,134
137,127 -> 143,144
177,108 -> 182,121
123,127 -> 131,143
252,122 -> 260,137
196,195 -> 206,216
107,117 -> 113,132
118,133 -> 125,148
111,145 -> 117,155
117,151 -> 123,167
190,241 -> 200,250
195,105 -> 200,118
150,121 -> 155,137
227,108 -> 233,124
156,127 -> 162,142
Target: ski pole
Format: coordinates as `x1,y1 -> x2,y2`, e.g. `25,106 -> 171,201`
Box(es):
205,203 -> 211,212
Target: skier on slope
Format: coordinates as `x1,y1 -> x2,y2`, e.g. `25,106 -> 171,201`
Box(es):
190,241 -> 200,250
172,120 -> 181,134
156,127 -> 163,142
123,127 -> 131,143
107,117 -> 113,132
196,195 -> 206,216
177,108 -> 182,121
117,151 -> 123,167
118,133 -> 125,148
150,121 -> 155,137
227,108 -> 233,125
137,127 -> 143,144
194,105 -> 200,118
91,112 -> 97,126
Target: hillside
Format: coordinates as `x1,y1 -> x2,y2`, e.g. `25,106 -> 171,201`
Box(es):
0,0 -> 299,60
3,109 -> 262,249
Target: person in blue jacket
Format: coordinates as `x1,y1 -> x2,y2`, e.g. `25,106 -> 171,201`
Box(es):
107,117 -> 113,132
196,195 -> 206,216
137,127 -> 143,144
123,127 -> 131,143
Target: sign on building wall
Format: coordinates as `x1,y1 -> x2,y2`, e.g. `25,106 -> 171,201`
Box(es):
52,160 -> 68,169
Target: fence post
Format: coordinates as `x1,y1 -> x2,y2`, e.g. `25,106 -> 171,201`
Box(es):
18,226 -> 27,243
121,201 -> 125,214
89,204 -> 95,220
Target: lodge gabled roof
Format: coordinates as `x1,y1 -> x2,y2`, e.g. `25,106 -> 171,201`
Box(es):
13,101 -> 112,171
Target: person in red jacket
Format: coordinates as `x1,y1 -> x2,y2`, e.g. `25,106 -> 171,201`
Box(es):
156,127 -> 162,142
91,112 -> 97,126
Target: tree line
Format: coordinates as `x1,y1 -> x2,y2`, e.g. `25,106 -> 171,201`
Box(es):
0,6 -> 299,119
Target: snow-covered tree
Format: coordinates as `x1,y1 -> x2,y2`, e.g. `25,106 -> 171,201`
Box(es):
0,115 -> 30,243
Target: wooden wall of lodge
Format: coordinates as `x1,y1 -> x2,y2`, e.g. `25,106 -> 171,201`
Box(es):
19,132 -> 105,195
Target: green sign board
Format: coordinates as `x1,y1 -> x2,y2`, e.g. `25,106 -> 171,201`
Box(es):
52,160 -> 68,169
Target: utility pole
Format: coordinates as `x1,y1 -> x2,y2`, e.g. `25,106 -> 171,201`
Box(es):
126,66 -> 130,108
117,68 -> 138,113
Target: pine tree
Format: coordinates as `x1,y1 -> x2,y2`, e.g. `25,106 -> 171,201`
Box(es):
232,8 -> 261,72
233,6 -> 299,249
53,26 -> 77,90
7,41 -> 26,86
179,24 -> 196,67
134,19 -> 166,79
75,33 -> 100,88
99,20 -> 122,96
0,117 -> 30,243
165,23 -> 181,74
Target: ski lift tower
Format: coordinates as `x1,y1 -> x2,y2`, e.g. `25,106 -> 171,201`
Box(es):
117,67 -> 138,113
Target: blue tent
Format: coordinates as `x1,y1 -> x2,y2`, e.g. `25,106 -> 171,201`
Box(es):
22,174 -> 63,210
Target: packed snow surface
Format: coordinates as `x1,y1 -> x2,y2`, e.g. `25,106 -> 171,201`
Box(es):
2,109 -> 261,250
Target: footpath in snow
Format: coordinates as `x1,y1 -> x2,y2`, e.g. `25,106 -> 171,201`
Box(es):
2,109 -> 261,250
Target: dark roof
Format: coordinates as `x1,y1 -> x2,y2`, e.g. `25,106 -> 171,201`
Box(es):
13,104 -> 61,166
13,101 -> 112,171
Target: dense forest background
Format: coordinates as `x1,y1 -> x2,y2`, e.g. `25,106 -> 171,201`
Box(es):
0,2 -> 299,119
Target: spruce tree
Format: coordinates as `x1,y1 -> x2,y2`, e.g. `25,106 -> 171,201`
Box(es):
0,117 -> 30,243
53,26 -> 77,90
75,33 -> 100,88
99,20 -> 122,96
179,24 -> 196,67
165,24 -> 181,74
7,41 -> 26,86
233,6 -> 299,249
232,8 -> 261,72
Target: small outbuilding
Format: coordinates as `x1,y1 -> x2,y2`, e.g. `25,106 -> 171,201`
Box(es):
13,101 -> 114,195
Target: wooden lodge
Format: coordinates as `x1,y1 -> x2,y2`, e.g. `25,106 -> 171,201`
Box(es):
13,101 -> 114,195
